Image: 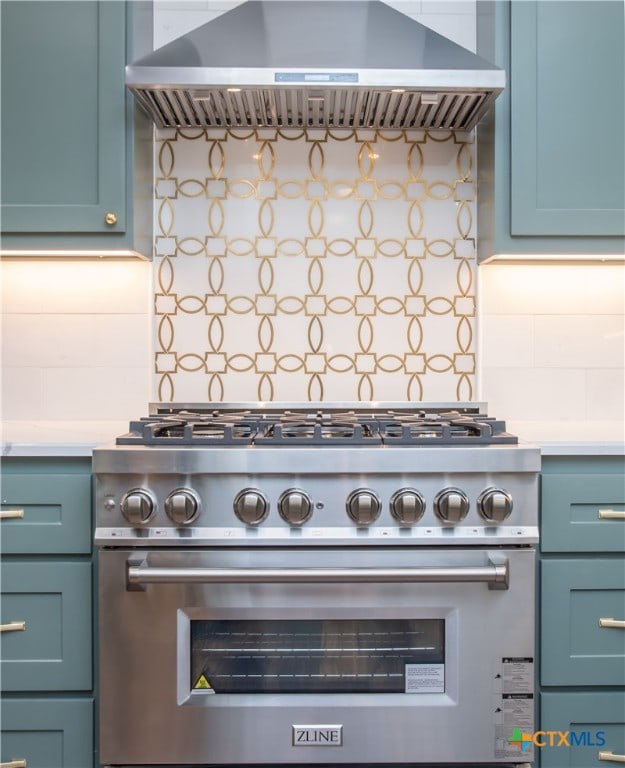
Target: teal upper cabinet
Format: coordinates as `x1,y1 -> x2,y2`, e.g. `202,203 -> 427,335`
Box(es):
477,0 -> 625,260
511,1 -> 625,237
0,1 -> 153,258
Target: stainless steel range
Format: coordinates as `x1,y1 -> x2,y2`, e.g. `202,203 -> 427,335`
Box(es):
94,402 -> 540,768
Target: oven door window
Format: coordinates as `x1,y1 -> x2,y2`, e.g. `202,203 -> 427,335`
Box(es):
190,619 -> 444,694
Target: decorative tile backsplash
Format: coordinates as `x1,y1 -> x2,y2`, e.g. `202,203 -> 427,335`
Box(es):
153,127 -> 476,402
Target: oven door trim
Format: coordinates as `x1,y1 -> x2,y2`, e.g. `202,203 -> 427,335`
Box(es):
176,604 -> 460,708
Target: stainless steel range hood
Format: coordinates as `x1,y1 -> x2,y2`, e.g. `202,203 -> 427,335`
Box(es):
127,0 -> 505,132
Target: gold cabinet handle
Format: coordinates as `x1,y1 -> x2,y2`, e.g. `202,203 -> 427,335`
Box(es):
599,752 -> 625,763
0,621 -> 26,633
0,509 -> 24,520
598,509 -> 625,520
104,211 -> 118,225
0,760 -> 27,767
599,618 -> 625,629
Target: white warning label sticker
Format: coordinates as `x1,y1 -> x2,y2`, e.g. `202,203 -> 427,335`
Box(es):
502,657 -> 533,694
495,694 -> 534,759
405,663 -> 445,693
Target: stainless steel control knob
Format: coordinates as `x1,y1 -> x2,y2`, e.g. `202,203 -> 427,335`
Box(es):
434,487 -> 469,524
346,489 -> 381,526
233,488 -> 269,526
390,488 -> 425,525
120,489 -> 155,526
165,488 -> 200,525
478,487 -> 513,523
278,488 -> 313,526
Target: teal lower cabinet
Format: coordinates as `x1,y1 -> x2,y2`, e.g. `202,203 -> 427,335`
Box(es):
541,473 -> 625,553
0,457 -> 95,768
1,560 -> 92,691
0,698 -> 94,768
541,558 -> 625,687
539,456 -> 625,768
539,691 -> 625,768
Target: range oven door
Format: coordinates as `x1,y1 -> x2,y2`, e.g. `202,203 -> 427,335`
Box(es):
99,547 -> 535,766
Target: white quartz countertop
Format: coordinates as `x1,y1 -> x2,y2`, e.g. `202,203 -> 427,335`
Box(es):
1,421 -> 126,457
509,421 -> 624,456
1,419 -> 623,458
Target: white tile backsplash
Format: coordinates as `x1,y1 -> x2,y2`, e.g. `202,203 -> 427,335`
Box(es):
1,260 -> 151,421
1,366 -> 44,421
480,367 -> 588,422
586,368 -> 625,421
41,366 -> 150,420
480,315 -> 534,369
1,260 -> 151,314
534,315 -> 625,370
479,263 -> 625,315
479,263 -> 625,428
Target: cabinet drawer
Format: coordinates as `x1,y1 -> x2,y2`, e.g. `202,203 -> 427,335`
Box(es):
1,473 -> 91,554
540,691 -> 625,768
1,697 -> 93,768
541,558 -> 625,686
541,473 -> 625,553
0,561 -> 92,691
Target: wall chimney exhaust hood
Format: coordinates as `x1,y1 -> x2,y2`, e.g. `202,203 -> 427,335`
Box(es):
126,0 -> 505,132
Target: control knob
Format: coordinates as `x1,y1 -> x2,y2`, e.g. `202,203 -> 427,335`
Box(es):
346,489 -> 381,526
233,488 -> 269,526
120,489 -> 155,526
390,488 -> 425,526
165,488 -> 200,525
278,489 -> 313,526
478,487 -> 513,523
434,487 -> 469,524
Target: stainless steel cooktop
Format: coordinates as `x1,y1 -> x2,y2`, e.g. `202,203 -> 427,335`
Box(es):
93,402 -> 540,549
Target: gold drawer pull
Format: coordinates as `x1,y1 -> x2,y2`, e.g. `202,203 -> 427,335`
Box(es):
0,621 -> 26,633
598,509 -> 625,520
599,618 -> 625,629
600,751 -> 625,763
0,760 -> 28,767
0,509 -> 24,520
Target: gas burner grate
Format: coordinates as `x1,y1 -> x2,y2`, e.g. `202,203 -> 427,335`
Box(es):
254,420 -> 382,446
117,418 -> 259,445
116,406 -> 518,447
378,416 -> 515,445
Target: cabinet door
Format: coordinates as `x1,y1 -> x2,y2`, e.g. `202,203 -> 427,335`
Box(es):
541,473 -> 625,553
0,697 -> 94,768
541,558 -> 625,686
0,561 -> 92,691
510,1 -> 625,236
1,473 -> 92,555
540,691 -> 625,768
0,1 -> 126,234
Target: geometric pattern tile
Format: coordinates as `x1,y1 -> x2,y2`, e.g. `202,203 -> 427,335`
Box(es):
153,127 -> 476,402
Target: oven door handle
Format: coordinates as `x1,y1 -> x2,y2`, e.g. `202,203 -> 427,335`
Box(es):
126,558 -> 509,590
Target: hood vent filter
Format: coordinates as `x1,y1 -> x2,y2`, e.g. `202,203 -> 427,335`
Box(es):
127,0 -> 505,132
136,87 -> 489,131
